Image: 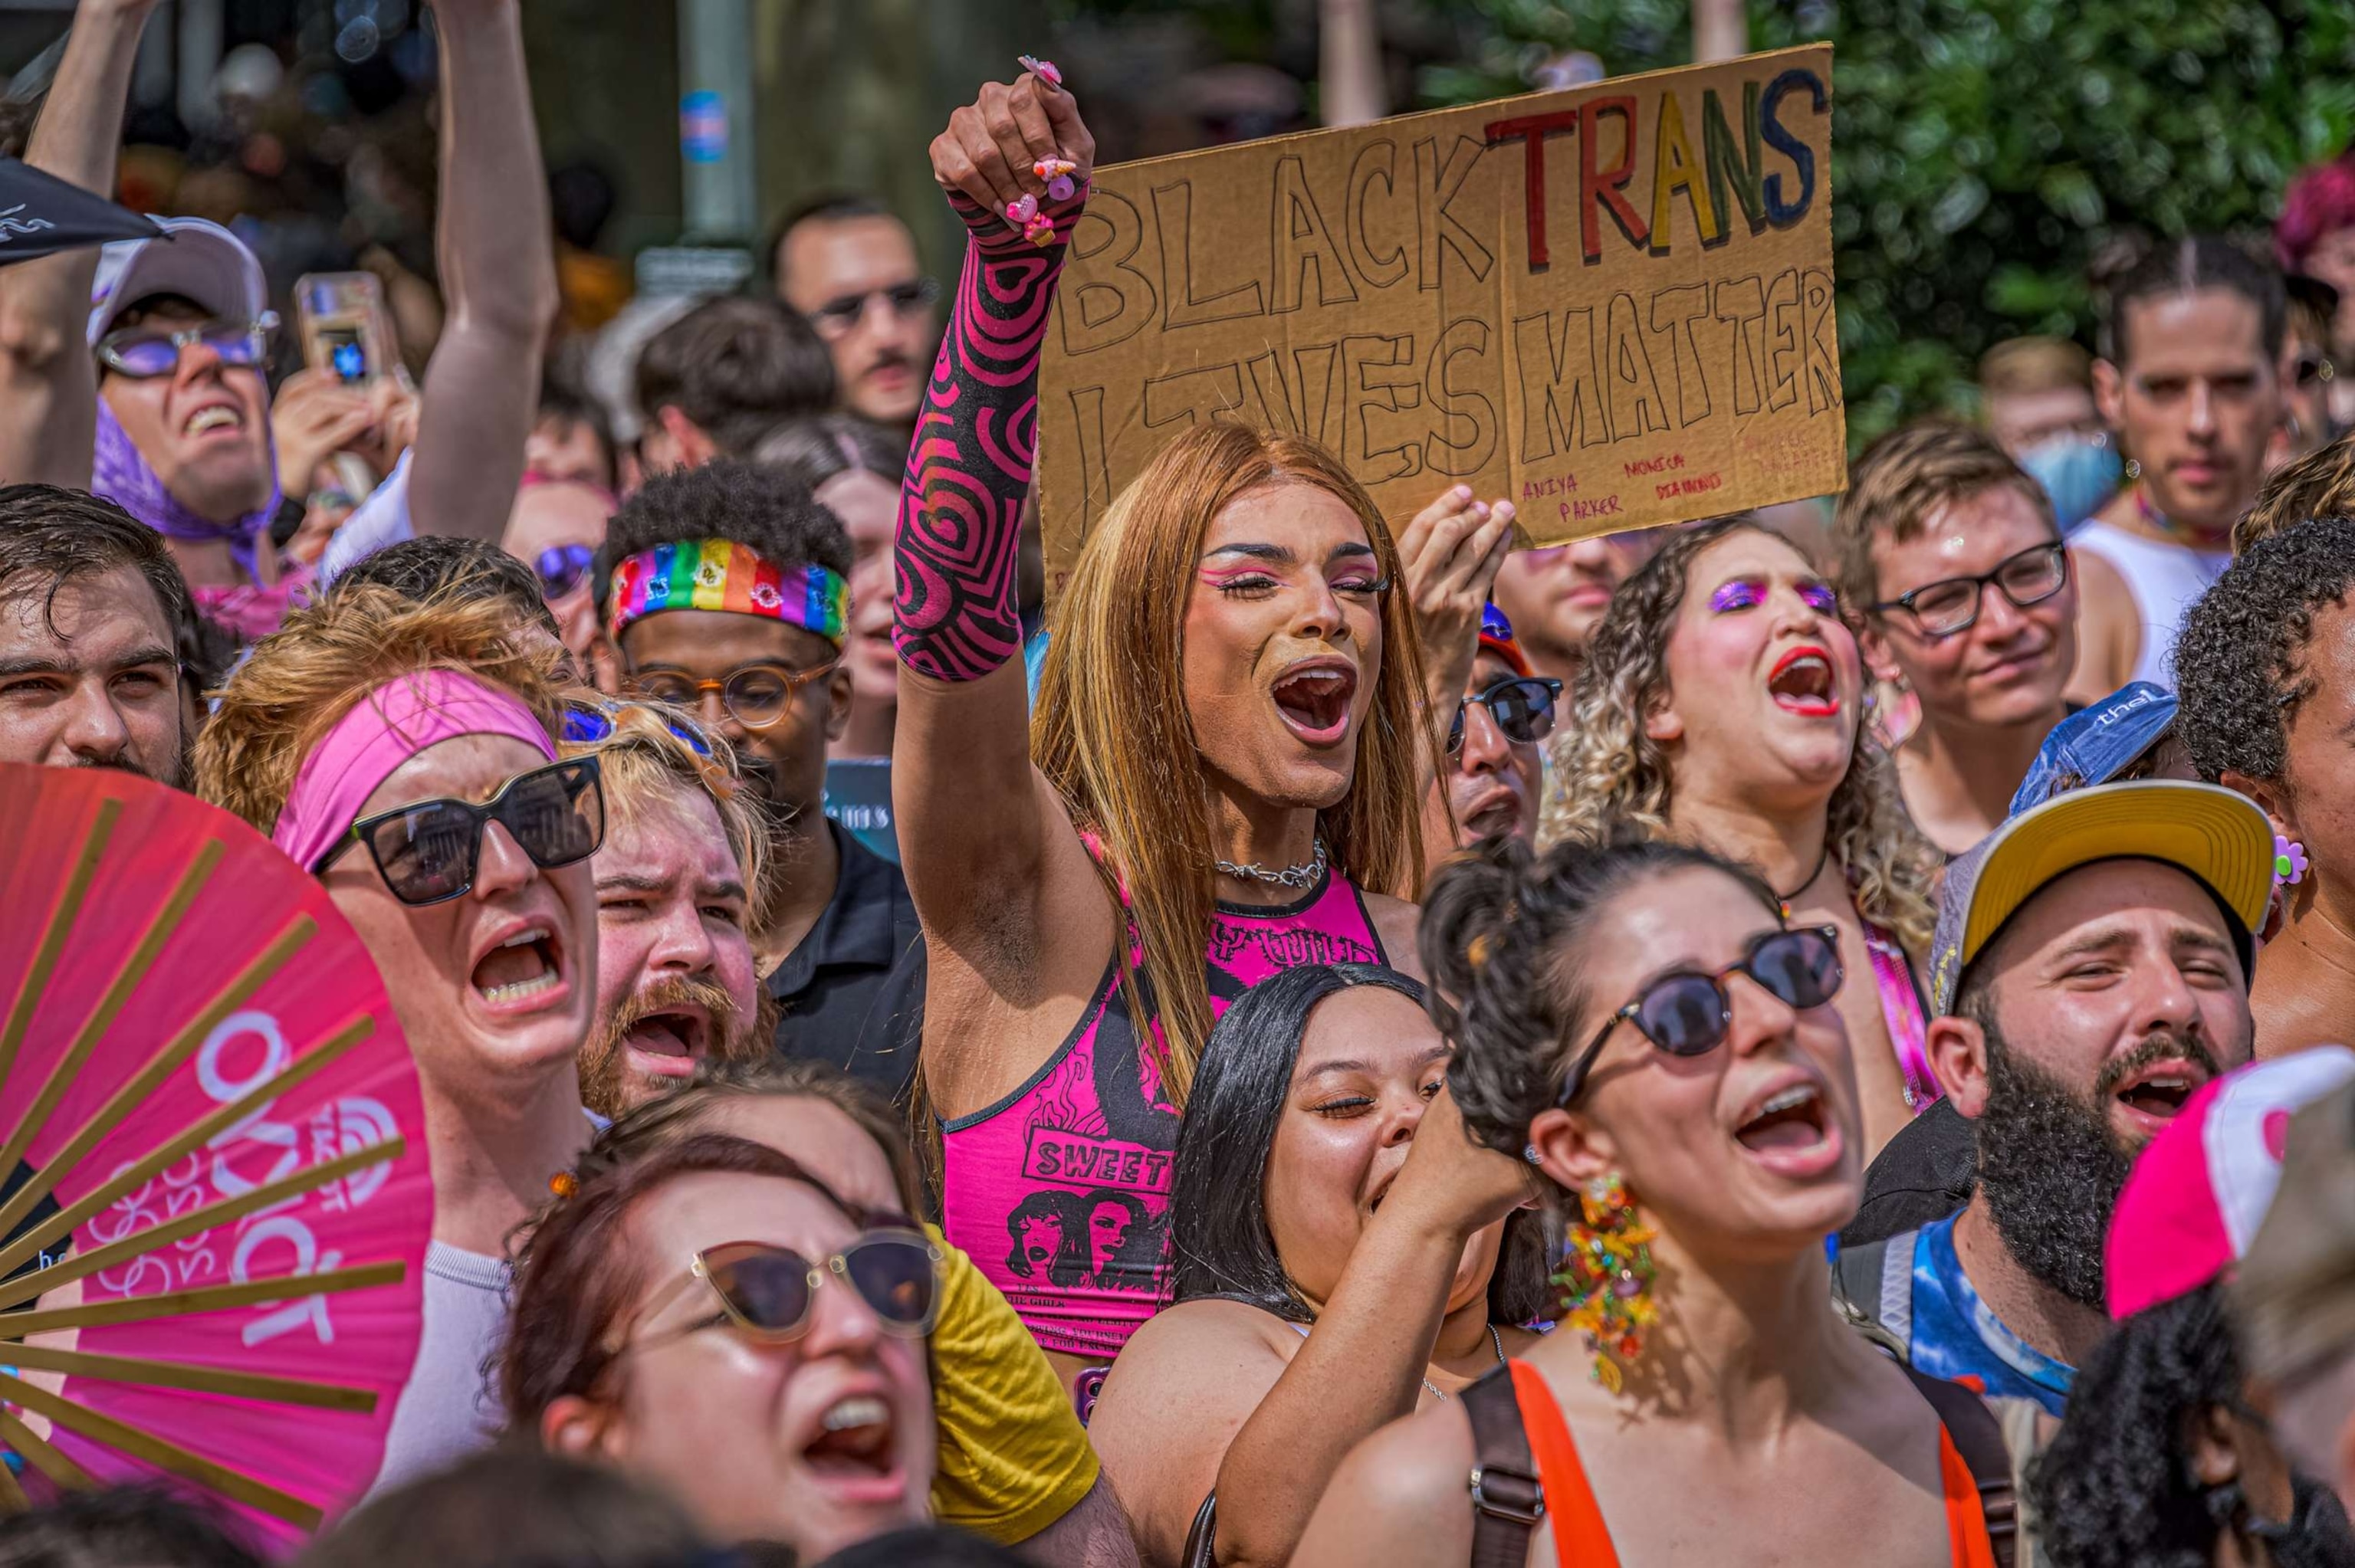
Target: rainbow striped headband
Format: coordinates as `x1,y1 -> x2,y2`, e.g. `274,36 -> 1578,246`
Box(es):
606,539 -> 847,645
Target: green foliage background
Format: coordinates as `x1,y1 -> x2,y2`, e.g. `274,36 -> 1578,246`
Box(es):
1418,0 -> 2355,444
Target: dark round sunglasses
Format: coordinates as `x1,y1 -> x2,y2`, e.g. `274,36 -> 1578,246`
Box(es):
1447,675 -> 1563,757
619,1233 -> 943,1355
315,756 -> 605,906
535,543 -> 597,601
1556,926 -> 1844,1106
96,313 -> 279,379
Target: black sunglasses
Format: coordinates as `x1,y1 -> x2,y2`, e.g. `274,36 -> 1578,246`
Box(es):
1864,542 -> 2069,639
1448,676 -> 1563,757
316,756 -> 605,906
619,1233 -> 942,1355
1556,926 -> 1844,1106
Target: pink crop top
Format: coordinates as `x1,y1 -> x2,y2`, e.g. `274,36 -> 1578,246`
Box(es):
939,863 -> 1388,1361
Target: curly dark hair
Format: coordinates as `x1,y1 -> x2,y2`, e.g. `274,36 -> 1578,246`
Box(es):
2173,514 -> 2355,786
2029,1282 -> 2242,1568
1420,833 -> 1781,1169
592,458 -> 852,628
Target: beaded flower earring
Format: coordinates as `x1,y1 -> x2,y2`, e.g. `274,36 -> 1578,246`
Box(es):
1552,1172 -> 1658,1394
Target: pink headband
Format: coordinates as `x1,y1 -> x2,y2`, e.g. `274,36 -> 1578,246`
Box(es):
273,670 -> 556,873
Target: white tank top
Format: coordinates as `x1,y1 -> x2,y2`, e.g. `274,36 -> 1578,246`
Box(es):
2071,519 -> 2231,691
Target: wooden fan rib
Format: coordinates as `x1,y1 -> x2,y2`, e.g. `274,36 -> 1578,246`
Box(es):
0,1407 -> 91,1494
0,1372 -> 322,1528
1,1261 -> 405,1337
0,1445 -> 28,1512
0,1343 -> 376,1413
0,1013 -> 374,1283
0,841 -> 224,1188
0,914 -> 317,1247
0,1137 -> 406,1314
0,799 -> 120,1089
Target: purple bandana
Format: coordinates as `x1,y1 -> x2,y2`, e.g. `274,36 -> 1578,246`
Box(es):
90,394 -> 282,583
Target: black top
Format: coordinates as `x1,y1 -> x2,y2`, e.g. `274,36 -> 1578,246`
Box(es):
767,819 -> 927,1103
1839,1096 -> 1977,1248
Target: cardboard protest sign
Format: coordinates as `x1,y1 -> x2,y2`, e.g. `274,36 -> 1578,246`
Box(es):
1037,45 -> 1843,589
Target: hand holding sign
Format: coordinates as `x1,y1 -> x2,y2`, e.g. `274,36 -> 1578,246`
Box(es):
931,63 -> 1099,223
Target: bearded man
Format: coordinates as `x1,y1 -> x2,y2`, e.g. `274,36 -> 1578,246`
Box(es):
564,702 -> 770,1115
1834,780 -> 2275,1414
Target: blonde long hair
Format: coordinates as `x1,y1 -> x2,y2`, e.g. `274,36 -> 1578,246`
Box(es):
1032,422 -> 1432,1109
1539,518 -> 1939,953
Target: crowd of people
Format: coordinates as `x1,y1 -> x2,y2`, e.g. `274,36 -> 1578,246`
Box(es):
15,2 -> 2355,1565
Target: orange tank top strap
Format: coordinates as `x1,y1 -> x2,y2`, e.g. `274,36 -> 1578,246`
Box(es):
1938,1425 -> 2000,1568
1506,1360 -> 1621,1568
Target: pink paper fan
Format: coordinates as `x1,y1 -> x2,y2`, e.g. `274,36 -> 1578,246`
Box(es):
0,765 -> 430,1553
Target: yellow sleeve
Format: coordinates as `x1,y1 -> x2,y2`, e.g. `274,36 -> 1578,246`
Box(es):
925,1225 -> 1102,1543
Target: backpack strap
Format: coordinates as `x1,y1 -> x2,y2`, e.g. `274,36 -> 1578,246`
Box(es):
1831,1232 -> 1917,1358
1462,1362 -> 1545,1568
1180,1491 -> 1217,1568
1900,1364 -> 2018,1568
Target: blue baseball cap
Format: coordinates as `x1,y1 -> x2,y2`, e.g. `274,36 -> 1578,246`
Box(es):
2008,681 -> 2179,817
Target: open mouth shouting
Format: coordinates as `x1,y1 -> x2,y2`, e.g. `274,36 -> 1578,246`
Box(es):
1766,645 -> 1841,719
623,1004 -> 713,1081
2105,1052 -> 2215,1140
469,920 -> 569,1014
1730,1077 -> 1843,1179
799,1390 -> 909,1505
1269,656 -> 1359,747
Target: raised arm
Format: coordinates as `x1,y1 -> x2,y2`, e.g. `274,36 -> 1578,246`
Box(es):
0,0 -> 156,487
892,69 -> 1098,960
402,0 -> 557,543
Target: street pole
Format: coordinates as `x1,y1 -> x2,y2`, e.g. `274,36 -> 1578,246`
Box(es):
678,0 -> 757,242
1693,0 -> 1746,62
1319,0 -> 1383,127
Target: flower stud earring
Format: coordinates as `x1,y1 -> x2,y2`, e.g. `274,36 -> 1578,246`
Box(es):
2275,833 -> 2311,890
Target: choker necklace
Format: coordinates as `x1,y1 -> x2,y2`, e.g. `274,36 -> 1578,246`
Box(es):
1778,841 -> 1832,904
1216,838 -> 1327,891
1420,1324 -> 1509,1402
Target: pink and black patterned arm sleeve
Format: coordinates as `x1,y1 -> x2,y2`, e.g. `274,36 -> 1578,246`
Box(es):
893,187 -> 1086,681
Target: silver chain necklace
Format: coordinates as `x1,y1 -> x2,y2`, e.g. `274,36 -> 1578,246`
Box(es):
1420,1324 -> 1509,1402
1214,838 -> 1327,891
